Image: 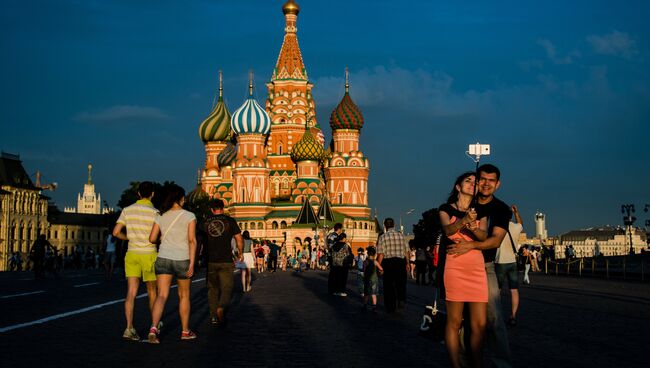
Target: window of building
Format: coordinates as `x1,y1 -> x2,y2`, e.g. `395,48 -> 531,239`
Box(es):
280,221 -> 287,229
272,221 -> 278,229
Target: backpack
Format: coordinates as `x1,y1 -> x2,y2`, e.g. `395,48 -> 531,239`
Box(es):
331,245 -> 349,267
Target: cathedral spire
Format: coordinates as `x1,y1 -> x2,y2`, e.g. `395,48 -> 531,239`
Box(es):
272,1 -> 307,81
249,70 -> 254,97
218,70 -> 223,101
87,164 -> 93,184
345,67 -> 350,94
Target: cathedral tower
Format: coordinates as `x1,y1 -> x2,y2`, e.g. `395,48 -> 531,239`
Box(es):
199,70 -> 232,196
265,0 -> 323,200
230,73 -> 272,218
324,69 -> 371,218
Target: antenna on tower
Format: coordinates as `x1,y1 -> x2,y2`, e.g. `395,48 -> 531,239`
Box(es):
248,69 -> 254,97
345,67 -> 350,94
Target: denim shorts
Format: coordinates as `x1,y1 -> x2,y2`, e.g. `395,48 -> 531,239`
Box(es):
155,257 -> 191,279
495,262 -> 519,289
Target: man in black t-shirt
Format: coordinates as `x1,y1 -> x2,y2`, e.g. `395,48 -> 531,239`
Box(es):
447,164 -> 513,368
203,199 -> 244,326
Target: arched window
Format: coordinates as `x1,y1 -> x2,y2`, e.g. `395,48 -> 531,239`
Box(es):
278,144 -> 283,155
250,222 -> 256,230
258,222 -> 264,229
364,223 -> 368,230
272,221 -> 279,229
280,221 -> 287,229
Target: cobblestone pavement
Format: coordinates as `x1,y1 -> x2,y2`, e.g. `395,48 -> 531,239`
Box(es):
1,269 -> 649,367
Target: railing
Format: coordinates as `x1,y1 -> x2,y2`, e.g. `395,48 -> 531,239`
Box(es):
543,253 -> 648,281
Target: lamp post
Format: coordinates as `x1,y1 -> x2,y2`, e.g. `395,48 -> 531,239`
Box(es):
400,209 -> 415,234
621,204 -> 636,255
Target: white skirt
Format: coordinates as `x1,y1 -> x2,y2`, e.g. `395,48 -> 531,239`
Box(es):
244,253 -> 255,268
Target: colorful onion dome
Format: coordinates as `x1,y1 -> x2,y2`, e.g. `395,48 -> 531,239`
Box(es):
282,0 -> 300,15
291,129 -> 324,162
329,68 -> 364,131
231,73 -> 271,135
199,71 -> 231,143
217,140 -> 237,167
187,172 -> 209,206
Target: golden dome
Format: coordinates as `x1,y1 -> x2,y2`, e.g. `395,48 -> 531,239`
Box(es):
282,0 -> 300,15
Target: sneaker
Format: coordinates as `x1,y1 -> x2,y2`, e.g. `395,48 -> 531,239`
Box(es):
157,321 -> 163,331
122,327 -> 140,341
181,330 -> 197,340
339,292 -> 347,297
210,316 -> 219,325
148,327 -> 160,344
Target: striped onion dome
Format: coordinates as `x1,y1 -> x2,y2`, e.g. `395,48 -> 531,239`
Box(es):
217,140 -> 237,167
199,71 -> 231,143
291,129 -> 324,162
329,68 -> 364,131
231,76 -> 271,135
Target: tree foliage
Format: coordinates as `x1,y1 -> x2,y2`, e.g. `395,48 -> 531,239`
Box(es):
412,207 -> 442,248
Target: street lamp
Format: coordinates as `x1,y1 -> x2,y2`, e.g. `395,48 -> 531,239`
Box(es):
621,204 -> 636,255
400,209 -> 415,234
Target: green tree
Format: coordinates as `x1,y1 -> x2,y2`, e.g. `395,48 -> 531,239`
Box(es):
412,207 -> 442,248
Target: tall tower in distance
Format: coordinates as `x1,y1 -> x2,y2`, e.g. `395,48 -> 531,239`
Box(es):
535,211 -> 548,239
65,164 -> 103,214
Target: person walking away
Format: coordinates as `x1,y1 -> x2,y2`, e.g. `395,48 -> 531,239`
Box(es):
447,164 -> 513,367
241,231 -> 254,291
415,246 -> 428,285
376,218 -> 409,313
29,234 -> 54,279
355,248 -> 367,296
268,240 -> 280,272
146,184 -> 197,343
105,227 -> 118,280
328,233 -> 352,296
255,243 -> 265,273
522,246 -> 532,285
113,181 -> 159,341
439,172 -> 489,368
494,205 -> 524,326
408,246 -> 417,279
203,199 -> 243,326
362,246 -> 383,312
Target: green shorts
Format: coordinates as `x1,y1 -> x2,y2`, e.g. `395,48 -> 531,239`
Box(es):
124,251 -> 158,282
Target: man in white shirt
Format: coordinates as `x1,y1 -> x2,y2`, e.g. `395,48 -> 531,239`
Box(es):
494,204 -> 523,326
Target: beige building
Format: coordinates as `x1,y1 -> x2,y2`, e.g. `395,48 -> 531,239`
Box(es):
558,227 -> 648,258
0,152 -> 49,270
47,211 -> 108,256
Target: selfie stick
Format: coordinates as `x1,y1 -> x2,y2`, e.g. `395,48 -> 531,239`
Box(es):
466,142 -> 490,207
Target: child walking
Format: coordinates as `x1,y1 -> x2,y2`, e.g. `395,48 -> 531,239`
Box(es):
362,246 -> 383,313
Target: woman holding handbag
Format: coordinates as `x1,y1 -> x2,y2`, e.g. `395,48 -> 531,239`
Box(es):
147,184 -> 197,343
439,172 -> 488,368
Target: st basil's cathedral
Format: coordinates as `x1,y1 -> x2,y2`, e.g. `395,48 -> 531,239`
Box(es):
194,0 -> 376,250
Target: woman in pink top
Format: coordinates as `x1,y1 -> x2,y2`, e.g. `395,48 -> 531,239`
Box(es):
439,172 -> 488,368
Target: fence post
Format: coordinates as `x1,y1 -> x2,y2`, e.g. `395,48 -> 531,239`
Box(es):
642,258 -> 644,282
606,259 -> 609,279
555,262 -> 558,275
545,258 -> 548,274
592,258 -> 595,275
579,259 -> 583,277
567,260 -> 570,275
623,257 -> 626,280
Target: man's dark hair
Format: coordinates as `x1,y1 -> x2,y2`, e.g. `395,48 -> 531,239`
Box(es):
333,223 -> 343,231
208,198 -> 225,209
384,218 -> 395,229
338,233 -> 347,241
477,164 -> 501,181
138,181 -> 154,198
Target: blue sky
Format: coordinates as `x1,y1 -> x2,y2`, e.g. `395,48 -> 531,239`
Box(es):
1,0 -> 649,235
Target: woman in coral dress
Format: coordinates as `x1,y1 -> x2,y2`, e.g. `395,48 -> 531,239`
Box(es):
439,172 -> 488,368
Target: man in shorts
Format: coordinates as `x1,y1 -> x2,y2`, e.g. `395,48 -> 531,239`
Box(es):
495,204 -> 524,326
203,199 -> 243,326
113,181 -> 159,341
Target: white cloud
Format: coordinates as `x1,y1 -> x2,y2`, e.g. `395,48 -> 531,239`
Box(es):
587,30 -> 636,58
74,105 -> 169,122
537,39 -> 580,65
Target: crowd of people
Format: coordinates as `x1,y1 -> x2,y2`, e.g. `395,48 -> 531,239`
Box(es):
13,164 -> 531,367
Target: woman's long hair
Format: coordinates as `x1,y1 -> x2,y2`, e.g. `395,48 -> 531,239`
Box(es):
160,184 -> 186,214
446,171 -> 476,204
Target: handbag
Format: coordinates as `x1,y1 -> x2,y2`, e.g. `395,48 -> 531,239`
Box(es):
419,288 -> 446,342
507,230 -> 524,271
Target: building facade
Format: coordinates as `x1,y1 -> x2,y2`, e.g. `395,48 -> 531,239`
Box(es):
0,153 -> 50,270
558,226 -> 648,258
64,164 -> 110,214
195,0 -> 376,248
